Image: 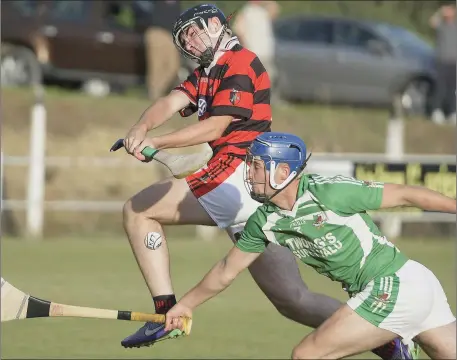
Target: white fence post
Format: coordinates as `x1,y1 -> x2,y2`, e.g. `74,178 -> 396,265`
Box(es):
0,151 -> 4,236
383,95 -> 404,239
26,61 -> 46,240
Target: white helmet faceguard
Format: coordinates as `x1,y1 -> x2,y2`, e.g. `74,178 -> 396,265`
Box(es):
172,4 -> 229,68
173,17 -> 225,67
244,152 -> 296,204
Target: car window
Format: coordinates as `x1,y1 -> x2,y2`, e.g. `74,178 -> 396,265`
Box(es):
298,20 -> 333,44
274,20 -> 301,42
8,0 -> 39,17
48,1 -> 89,21
373,23 -> 431,52
334,22 -> 379,49
133,0 -> 154,15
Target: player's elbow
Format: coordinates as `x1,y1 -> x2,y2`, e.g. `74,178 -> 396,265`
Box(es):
220,272 -> 236,288
397,185 -> 441,208
216,261 -> 238,287
209,126 -> 225,142
402,186 -> 456,213
163,90 -> 191,116
208,116 -> 233,140
400,186 -> 424,207
158,96 -> 179,118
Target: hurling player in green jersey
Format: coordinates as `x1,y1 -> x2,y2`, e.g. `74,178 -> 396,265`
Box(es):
165,132 -> 456,360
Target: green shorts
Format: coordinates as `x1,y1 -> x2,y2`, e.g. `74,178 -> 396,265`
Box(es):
347,260 -> 455,342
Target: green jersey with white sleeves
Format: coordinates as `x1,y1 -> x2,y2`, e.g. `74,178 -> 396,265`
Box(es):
236,174 -> 408,294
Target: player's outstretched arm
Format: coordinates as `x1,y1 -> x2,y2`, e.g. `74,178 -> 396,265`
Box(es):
164,247 -> 260,331
136,90 -> 191,133
181,246 -> 259,309
380,183 -> 456,213
123,90 -> 191,159
143,114 -> 234,151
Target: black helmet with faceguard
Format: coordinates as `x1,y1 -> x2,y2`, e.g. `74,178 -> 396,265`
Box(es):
172,4 -> 229,68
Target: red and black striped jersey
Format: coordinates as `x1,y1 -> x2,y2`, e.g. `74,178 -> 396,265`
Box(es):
173,37 -> 272,160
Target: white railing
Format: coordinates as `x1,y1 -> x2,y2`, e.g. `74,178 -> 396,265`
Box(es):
2,152 -> 455,240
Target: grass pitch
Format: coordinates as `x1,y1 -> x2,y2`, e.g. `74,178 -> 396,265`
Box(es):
1,236 -> 455,359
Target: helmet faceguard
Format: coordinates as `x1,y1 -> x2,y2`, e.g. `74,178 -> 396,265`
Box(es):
244,150 -> 270,203
244,133 -> 311,204
172,4 -> 229,68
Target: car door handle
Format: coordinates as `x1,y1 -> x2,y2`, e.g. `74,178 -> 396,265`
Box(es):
96,32 -> 114,44
42,25 -> 58,37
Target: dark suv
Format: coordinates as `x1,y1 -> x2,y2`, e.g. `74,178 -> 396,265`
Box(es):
1,0 -> 191,95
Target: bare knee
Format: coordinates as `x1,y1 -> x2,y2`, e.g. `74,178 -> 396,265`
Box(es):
122,197 -> 152,231
291,338 -> 321,359
123,198 -> 136,225
291,346 -> 307,360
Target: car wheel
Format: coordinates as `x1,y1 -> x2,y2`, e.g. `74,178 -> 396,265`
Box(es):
1,45 -> 41,87
400,78 -> 431,116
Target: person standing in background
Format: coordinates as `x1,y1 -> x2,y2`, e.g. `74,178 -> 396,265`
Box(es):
144,0 -> 181,102
233,1 -> 281,102
429,3 -> 456,125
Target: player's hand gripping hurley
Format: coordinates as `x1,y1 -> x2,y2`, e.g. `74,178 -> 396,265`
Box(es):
0,278 -> 192,334
110,138 -> 210,179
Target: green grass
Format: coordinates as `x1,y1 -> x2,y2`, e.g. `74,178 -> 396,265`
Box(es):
1,237 -> 455,359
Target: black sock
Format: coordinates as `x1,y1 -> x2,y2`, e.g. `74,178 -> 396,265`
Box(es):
153,294 -> 177,314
